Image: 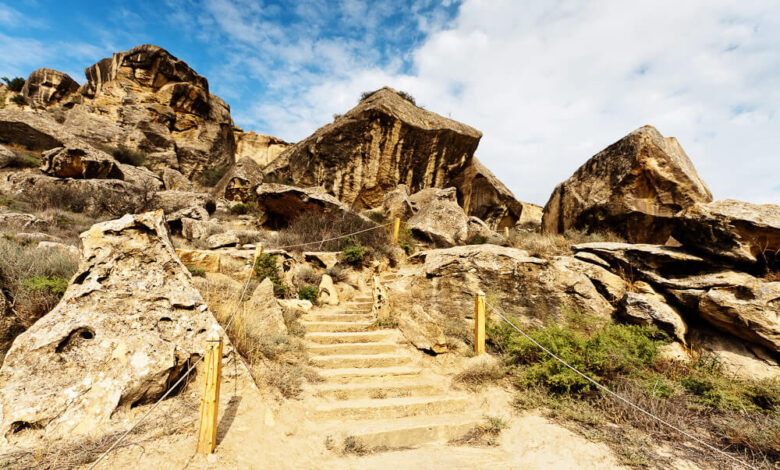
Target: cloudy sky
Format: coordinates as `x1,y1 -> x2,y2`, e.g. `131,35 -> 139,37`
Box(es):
1,0 -> 778,204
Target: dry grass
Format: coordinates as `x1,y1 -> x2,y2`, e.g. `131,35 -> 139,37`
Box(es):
765,270 -> 780,282
272,211 -> 391,255
509,229 -> 623,258
453,358 -> 506,390
450,415 -> 508,447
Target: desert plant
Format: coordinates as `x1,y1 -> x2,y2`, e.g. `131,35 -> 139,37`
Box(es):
103,144 -> 146,166
324,264 -> 348,283
341,238 -> 366,265
343,436 -> 367,455
198,165 -> 229,187
254,253 -> 285,296
2,76 -> 25,92
10,94 -> 27,106
230,202 -> 258,215
397,90 -> 416,105
187,266 -> 206,277
298,285 -> 318,302
21,275 -> 69,296
274,211 -> 389,255
3,149 -> 39,168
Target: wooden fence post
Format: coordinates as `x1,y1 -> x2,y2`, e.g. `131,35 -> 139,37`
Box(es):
474,291 -> 486,355
504,227 -> 509,239
197,336 -> 223,455
392,217 -> 401,245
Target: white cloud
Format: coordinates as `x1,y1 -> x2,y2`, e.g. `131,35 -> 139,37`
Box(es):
234,0 -> 780,205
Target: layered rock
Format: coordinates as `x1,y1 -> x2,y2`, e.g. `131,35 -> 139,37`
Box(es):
617,283 -> 687,343
0,211 -> 233,438
407,197 -> 469,247
673,199 -> 780,268
449,158 -> 525,230
542,125 -> 712,243
0,108 -> 67,151
21,68 -> 79,109
40,146 -> 123,179
234,131 -> 290,168
263,87 -> 482,209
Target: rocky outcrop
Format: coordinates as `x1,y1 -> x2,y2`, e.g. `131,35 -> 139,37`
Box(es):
162,168 -> 193,191
40,146 -> 123,179
542,125 -> 712,243
317,274 -> 338,306
254,183 -> 357,227
235,131 -> 290,168
673,199 -> 780,268
21,68 -> 79,109
245,278 -> 287,337
0,109 -> 67,151
214,157 -> 264,202
617,283 -> 687,343
449,158 -> 526,230
59,45 -> 235,179
263,87 -> 482,209
0,211 -> 233,438
151,190 -> 215,221
407,197 -> 469,247
380,184 -> 415,220
0,145 -> 14,168
516,202 -> 543,231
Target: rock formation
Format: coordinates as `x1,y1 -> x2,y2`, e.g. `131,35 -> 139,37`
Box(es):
21,68 -> 79,109
40,146 -> 123,179
448,158 -> 525,229
214,157 -> 264,202
254,183 -> 357,227
234,131 -> 290,168
542,125 -> 713,243
0,211 -> 232,438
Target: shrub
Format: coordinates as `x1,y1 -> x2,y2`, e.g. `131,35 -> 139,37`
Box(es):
397,90 -> 416,105
3,150 -> 39,168
104,144 -> 146,166
324,264 -> 348,283
2,76 -> 25,92
10,94 -> 27,106
21,275 -> 69,295
341,238 -> 366,265
274,211 -> 390,255
230,202 -> 258,215
254,253 -> 285,296
187,266 -> 206,277
198,165 -> 229,187
298,285 -> 318,302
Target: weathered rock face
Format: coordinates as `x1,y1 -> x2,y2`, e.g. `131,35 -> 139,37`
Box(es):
0,211 -> 229,438
0,145 -> 14,168
0,109 -> 67,151
162,168 -> 193,191
618,283 -> 688,343
235,131 -> 290,168
317,274 -> 338,306
151,190 -> 216,221
407,197 -> 469,247
673,199 -> 780,268
381,184 -> 414,220
245,278 -> 287,337
214,157 -> 264,202
542,125 -> 712,243
264,87 -> 482,209
21,68 -> 79,109
449,158 -> 525,230
254,183 -> 356,227
40,146 -> 123,179
61,45 -> 235,179
516,202 -> 543,231
0,291 -> 24,366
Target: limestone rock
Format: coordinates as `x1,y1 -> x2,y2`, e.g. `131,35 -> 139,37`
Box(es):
381,184 -> 414,220
214,157 -> 264,202
176,248 -> 220,273
0,145 -> 15,168
0,212 -> 47,231
40,146 -> 123,179
234,131 -> 290,168
407,198 -> 468,247
181,217 -> 219,241
317,274 -> 338,306
206,232 -> 240,249
37,241 -> 80,258
542,125 -> 712,243
255,183 -> 357,227
673,199 -> 780,268
397,305 -> 447,354
408,187 -> 458,208
690,327 -> 779,380
554,255 -> 627,303
516,202 -> 543,231
151,190 -> 215,219
618,286 -> 688,343
277,299 -> 312,316
21,68 -> 79,109
467,216 -> 503,244
118,163 -> 163,191
0,211 -> 232,438
263,87 -> 482,209
162,168 -> 193,191
246,278 -> 287,337
449,158 -> 526,230
0,108 -> 67,151
304,252 -> 339,269
0,291 -> 24,366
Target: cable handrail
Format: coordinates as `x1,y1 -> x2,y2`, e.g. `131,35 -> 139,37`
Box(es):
482,299 -> 758,470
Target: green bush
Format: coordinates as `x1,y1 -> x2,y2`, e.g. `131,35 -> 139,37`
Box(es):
188,266 -> 206,277
254,253 -> 285,297
341,238 -> 366,265
21,275 -> 69,295
2,77 -> 25,92
298,285 -> 318,302
198,165 -> 229,187
104,144 -> 146,166
10,94 -> 27,106
230,202 -> 258,215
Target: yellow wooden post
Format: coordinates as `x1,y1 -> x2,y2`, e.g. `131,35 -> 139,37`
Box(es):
474,291 -> 486,355
504,227 -> 509,239
197,336 -> 223,455
392,217 -> 401,245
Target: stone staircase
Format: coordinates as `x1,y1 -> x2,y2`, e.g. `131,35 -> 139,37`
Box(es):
300,273 -> 486,451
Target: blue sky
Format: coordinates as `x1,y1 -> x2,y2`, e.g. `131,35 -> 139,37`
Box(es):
1,0 -> 779,205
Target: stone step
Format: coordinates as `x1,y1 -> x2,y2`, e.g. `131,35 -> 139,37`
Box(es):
305,313 -> 373,322
314,395 -> 469,420
345,306 -> 373,314
316,380 -> 442,401
336,414 -> 482,450
305,331 -> 394,345
301,321 -> 373,333
352,296 -> 373,303
307,342 -> 399,356
317,366 -> 422,384
310,353 -> 412,369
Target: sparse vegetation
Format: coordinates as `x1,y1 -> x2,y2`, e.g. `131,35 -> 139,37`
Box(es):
298,285 -> 318,302
102,144 -> 146,166
10,94 -> 27,106
468,234 -> 488,245
451,415 -> 508,447
230,201 -> 259,215
343,435 -> 368,455
324,264 -> 348,283
372,316 -> 398,329
454,358 -> 506,389
274,211 -> 391,257
2,76 -> 25,92
509,229 -> 624,258
253,253 -> 286,297
2,149 -> 39,168
341,238 -> 366,265
187,266 -> 206,277
198,165 -> 229,187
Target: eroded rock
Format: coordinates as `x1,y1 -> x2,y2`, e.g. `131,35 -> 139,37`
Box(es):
214,157 -> 264,202
255,183 -> 356,227
618,283 -> 687,343
245,278 -> 287,337
234,131 -> 290,168
317,274 -> 338,306
407,197 -> 468,247
21,68 -> 79,109
40,146 -> 123,179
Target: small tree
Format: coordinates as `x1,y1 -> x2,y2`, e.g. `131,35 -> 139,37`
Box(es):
2,77 -> 25,92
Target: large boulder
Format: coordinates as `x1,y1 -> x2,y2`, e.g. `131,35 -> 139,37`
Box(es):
214,157 -> 264,202
542,125 -> 712,243
263,87 -> 482,209
21,68 -> 79,109
449,158 -> 526,230
61,45 -> 235,179
151,190 -> 215,220
0,108 -> 67,151
254,183 -> 357,227
617,283 -> 688,343
0,145 -> 14,168
673,199 -> 780,268
0,211 -> 234,438
244,278 -> 287,337
40,146 -> 123,179
234,131 -> 290,168
407,197 -> 469,247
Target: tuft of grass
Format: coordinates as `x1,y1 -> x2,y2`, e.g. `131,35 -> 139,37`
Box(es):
372,317 -> 398,329
230,202 -> 259,215
298,285 -> 318,302
187,266 -> 206,277
102,144 -> 146,166
509,229 -> 624,258
2,149 -> 39,168
324,264 -> 348,283
273,211 -> 390,256
454,358 -> 506,389
21,275 -> 68,295
343,436 -> 368,455
468,234 -> 488,245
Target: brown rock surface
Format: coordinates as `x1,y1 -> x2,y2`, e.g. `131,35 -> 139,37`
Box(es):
449,158 -> 526,229
673,199 -> 780,268
0,291 -> 24,366
0,108 -> 67,151
40,146 -> 123,179
0,211 -> 236,438
161,168 -> 193,191
235,131 -> 290,168
407,197 -> 469,247
263,87 -> 482,209
21,68 -> 79,109
618,284 -> 688,343
542,125 -> 712,243
245,278 -> 287,337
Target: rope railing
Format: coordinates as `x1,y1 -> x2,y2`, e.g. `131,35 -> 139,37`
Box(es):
480,298 -> 759,470
88,219 -> 394,468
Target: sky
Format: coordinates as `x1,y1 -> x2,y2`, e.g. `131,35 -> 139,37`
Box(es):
1,0 -> 779,205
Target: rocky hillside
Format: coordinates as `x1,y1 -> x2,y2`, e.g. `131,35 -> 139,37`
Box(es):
0,44 -> 778,469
